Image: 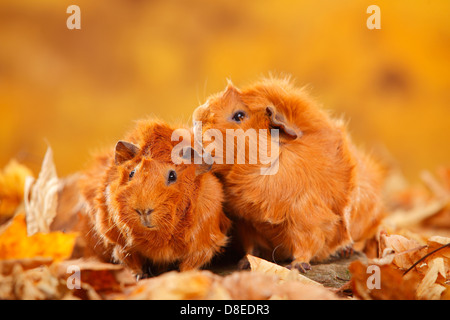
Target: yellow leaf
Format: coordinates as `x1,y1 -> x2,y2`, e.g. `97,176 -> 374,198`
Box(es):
0,213 -> 77,261
0,160 -> 33,219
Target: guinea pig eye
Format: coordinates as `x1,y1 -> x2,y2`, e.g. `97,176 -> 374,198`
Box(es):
167,170 -> 177,185
231,111 -> 245,123
129,169 -> 136,180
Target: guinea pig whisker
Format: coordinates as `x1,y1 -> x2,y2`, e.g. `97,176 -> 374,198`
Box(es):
103,218 -> 120,234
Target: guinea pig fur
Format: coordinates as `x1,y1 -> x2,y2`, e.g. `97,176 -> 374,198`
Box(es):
78,120 -> 230,276
192,77 -> 385,272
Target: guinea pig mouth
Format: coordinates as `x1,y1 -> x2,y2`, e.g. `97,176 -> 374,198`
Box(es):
142,223 -> 155,229
138,216 -> 156,229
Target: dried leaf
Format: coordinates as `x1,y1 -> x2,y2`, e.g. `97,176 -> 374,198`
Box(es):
0,213 -> 77,261
24,147 -> 59,235
122,269 -> 339,300
420,170 -> 448,199
427,236 -> 450,254
0,160 -> 33,221
384,199 -> 447,228
246,254 -> 322,287
54,259 -> 135,294
0,263 -> 75,300
422,204 -> 450,228
122,270 -> 229,300
221,271 -> 279,299
349,260 -> 419,300
369,252 -> 395,266
271,281 -> 340,300
223,270 -> 340,300
0,257 -> 53,276
380,234 -> 427,269
416,258 -> 446,300
425,236 -> 450,276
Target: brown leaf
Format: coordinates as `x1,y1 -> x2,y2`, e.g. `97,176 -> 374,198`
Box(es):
54,258 -> 136,295
0,263 -> 76,300
416,258 -> 446,300
380,234 -> 427,270
349,260 -> 419,300
425,236 -> 450,277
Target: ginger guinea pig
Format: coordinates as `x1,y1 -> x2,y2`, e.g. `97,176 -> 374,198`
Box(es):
79,120 -> 230,276
192,77 -> 385,271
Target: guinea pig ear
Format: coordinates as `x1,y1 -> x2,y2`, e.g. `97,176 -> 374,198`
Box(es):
181,146 -> 212,176
222,80 -> 242,102
195,151 -> 213,176
266,106 -> 302,140
114,141 -> 140,165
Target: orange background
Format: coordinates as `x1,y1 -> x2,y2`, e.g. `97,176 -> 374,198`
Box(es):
1,0 -> 449,181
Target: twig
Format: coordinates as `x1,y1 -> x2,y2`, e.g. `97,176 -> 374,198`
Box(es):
402,243 -> 450,276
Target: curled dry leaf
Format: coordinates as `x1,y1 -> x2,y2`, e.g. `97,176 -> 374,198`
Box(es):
427,236 -> 450,258
379,234 -> 427,270
416,257 -> 446,300
424,236 -> 450,280
24,147 -> 59,235
246,254 -> 322,287
0,213 -> 77,261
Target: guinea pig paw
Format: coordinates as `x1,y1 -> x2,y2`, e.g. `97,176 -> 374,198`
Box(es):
286,261 -> 311,273
337,245 -> 354,259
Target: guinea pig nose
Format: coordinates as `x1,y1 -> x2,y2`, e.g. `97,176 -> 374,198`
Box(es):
135,208 -> 154,216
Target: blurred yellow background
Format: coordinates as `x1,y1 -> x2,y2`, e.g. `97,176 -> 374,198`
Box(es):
0,0 -> 449,181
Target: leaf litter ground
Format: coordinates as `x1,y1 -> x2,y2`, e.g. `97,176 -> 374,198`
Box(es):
0,148 -> 449,300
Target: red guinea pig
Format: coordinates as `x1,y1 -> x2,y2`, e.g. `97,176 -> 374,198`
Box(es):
78,120 -> 230,276
192,77 -> 385,272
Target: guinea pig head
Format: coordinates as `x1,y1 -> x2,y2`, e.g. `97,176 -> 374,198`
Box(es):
110,140 -> 198,247
192,79 -> 314,176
